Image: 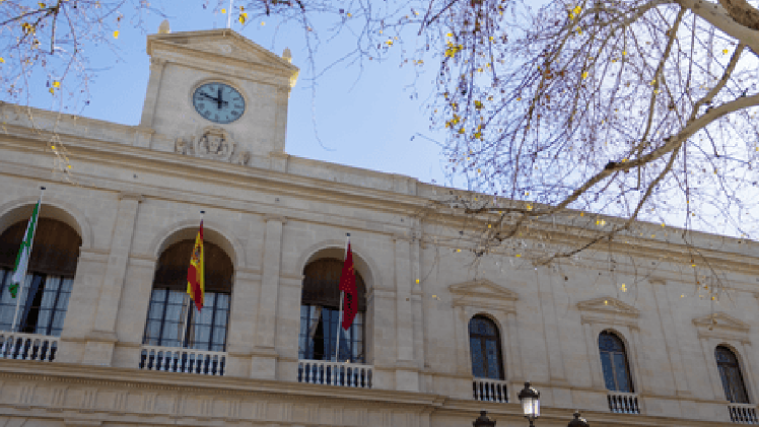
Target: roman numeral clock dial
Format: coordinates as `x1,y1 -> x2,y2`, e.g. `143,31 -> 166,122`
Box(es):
192,83 -> 246,124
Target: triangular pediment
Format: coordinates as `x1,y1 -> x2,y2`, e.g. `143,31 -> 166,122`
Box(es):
449,279 -> 518,302
577,297 -> 639,318
148,29 -> 299,74
693,312 -> 749,333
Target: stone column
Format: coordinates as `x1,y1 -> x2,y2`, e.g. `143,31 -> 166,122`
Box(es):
253,216 -> 286,378
83,193 -> 143,366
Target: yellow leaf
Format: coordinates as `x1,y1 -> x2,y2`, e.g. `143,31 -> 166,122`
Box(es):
515,254 -> 521,258
347,12 -> 352,17
221,8 -> 226,13
113,30 -> 119,39
48,88 -> 54,94
67,164 -> 72,169
604,300 -> 608,305
52,81 -> 60,88
260,21 -> 265,26
722,49 -> 729,55
50,145 -> 56,150
0,57 -> 4,63
238,12 -> 247,24
582,71 -> 588,79
38,2 -> 45,7
456,249 -> 461,253
385,39 -> 393,46
415,279 -> 419,284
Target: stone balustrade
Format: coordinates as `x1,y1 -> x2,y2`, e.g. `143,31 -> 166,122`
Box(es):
297,360 -> 372,388
473,377 -> 508,403
608,391 -> 640,414
729,403 -> 759,424
138,345 -> 226,376
0,331 -> 58,362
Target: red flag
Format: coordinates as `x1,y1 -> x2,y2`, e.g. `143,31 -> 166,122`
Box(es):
339,243 -> 358,330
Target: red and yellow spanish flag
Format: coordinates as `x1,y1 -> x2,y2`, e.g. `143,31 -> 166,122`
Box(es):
187,220 -> 204,311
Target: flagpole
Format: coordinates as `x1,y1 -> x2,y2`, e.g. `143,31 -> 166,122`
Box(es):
11,186 -> 44,333
181,210 -> 204,348
335,233 -> 349,362
226,0 -> 234,28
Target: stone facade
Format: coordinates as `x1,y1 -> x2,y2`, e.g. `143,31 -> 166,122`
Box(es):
0,28 -> 756,427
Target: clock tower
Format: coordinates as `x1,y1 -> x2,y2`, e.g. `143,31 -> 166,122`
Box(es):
138,25 -> 299,160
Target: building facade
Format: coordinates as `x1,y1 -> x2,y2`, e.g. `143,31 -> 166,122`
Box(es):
0,26 -> 757,427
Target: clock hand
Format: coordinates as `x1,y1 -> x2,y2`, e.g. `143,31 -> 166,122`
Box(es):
217,87 -> 223,109
201,93 -> 220,102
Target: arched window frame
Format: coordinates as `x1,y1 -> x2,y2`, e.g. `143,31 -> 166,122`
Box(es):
716,345 -> 751,404
693,312 -> 756,404
468,314 -> 505,380
598,330 -> 634,393
449,280 -> 519,400
142,238 -> 234,352
0,217 -> 82,337
298,257 -> 367,363
577,297 -> 642,399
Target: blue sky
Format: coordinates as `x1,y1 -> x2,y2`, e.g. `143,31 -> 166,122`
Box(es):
31,0 -> 449,186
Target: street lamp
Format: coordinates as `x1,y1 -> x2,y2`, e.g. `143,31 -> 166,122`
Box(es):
517,382 -> 540,427
472,410 -> 496,427
567,412 -> 590,427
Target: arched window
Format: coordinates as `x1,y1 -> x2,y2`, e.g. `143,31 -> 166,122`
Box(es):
599,331 -> 634,392
0,218 -> 81,336
469,315 -> 504,379
143,239 -> 233,351
299,258 -> 366,363
716,346 -> 750,404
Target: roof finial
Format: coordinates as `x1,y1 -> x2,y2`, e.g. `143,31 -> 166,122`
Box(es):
283,47 -> 292,63
158,19 -> 171,34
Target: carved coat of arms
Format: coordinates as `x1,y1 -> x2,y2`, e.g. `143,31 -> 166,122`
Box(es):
175,126 -> 251,165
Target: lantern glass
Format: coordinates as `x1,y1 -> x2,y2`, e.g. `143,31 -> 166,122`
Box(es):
522,396 -> 540,417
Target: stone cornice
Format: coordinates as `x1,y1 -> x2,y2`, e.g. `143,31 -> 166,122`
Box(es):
1,116 -> 759,278
0,360 -> 441,407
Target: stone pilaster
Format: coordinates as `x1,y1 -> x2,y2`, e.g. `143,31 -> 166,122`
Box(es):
83,193 -> 143,366
138,58 -> 167,130
253,215 -> 286,379
393,234 -> 419,392
650,279 -> 691,396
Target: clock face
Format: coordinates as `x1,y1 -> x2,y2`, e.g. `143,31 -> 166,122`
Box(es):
192,82 -> 246,124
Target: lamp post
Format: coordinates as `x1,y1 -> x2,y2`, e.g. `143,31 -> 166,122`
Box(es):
567,412 -> 590,427
474,383 -> 588,427
517,382 -> 541,427
472,410 -> 496,427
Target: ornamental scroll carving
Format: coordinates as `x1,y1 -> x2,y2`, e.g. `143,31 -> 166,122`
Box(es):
174,126 -> 251,165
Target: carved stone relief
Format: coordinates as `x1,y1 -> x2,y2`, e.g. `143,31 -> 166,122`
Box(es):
174,126 -> 250,165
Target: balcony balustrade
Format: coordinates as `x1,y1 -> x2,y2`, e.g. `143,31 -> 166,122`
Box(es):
473,378 -> 508,403
297,360 -> 372,388
138,345 -> 226,376
729,403 -> 759,424
607,391 -> 640,414
0,331 -> 58,362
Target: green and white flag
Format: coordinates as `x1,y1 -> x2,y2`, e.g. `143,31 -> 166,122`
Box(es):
10,199 -> 40,298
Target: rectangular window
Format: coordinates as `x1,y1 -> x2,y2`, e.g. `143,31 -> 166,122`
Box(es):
0,268 -> 73,336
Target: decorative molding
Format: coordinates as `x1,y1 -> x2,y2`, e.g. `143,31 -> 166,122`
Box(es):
693,312 -> 750,342
449,279 -> 518,312
577,296 -> 640,318
118,192 -> 145,202
174,126 -> 251,165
